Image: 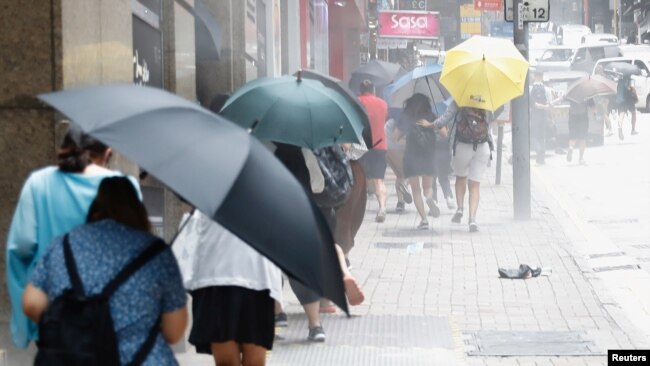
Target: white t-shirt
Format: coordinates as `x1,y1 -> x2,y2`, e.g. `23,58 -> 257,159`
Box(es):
172,210 -> 283,303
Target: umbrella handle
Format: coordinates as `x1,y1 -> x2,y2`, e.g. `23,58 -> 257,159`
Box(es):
248,120 -> 260,134
425,77 -> 439,115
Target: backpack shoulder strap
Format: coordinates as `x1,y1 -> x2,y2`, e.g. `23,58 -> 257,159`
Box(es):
126,316 -> 161,366
63,233 -> 85,298
101,238 -> 167,298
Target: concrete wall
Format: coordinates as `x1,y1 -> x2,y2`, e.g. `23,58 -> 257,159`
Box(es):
0,0 -> 192,362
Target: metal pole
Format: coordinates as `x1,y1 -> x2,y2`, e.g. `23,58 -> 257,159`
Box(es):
495,124 -> 504,185
512,0 -> 531,219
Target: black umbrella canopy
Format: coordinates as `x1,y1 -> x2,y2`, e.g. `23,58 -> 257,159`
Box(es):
38,84 -> 349,314
349,59 -> 406,94
195,0 -> 222,62
296,69 -> 373,148
604,61 -> 641,77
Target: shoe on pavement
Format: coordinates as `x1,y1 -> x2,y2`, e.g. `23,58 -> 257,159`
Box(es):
397,182 -> 413,204
451,209 -> 463,223
308,326 -> 326,342
618,127 -> 624,140
579,159 -> 586,165
426,197 -> 440,218
445,196 -> 456,210
275,312 -> 288,328
566,148 -> 573,162
606,129 -> 614,137
631,130 -> 639,135
395,201 -> 405,213
469,219 -> 479,233
375,210 -> 386,223
417,220 -> 429,230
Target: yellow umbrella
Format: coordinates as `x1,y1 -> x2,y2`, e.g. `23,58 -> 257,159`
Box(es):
440,36 -> 529,112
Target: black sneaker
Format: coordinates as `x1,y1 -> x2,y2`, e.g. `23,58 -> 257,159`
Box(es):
451,209 -> 463,223
397,182 -> 413,204
395,201 -> 405,213
308,326 -> 326,342
275,312 -> 288,328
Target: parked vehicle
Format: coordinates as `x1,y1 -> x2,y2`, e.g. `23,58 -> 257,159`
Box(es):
557,24 -> 591,47
543,71 -> 606,146
581,33 -> 618,45
593,56 -> 650,111
534,44 -> 620,74
619,44 -> 650,57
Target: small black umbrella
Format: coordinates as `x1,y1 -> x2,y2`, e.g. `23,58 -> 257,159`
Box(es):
38,84 -> 349,314
349,59 -> 406,95
297,69 -> 374,148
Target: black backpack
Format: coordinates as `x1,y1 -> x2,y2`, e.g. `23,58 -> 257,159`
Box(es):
311,145 -> 354,208
454,108 -> 490,148
35,234 -> 167,366
531,83 -> 548,106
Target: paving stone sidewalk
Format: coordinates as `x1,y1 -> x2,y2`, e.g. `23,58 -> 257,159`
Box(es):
179,155 -> 646,366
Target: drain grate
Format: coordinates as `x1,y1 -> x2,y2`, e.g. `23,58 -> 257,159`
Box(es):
587,218 -> 639,224
592,264 -> 641,272
589,252 -> 626,259
465,331 -> 603,356
381,230 -> 438,238
374,242 -> 439,249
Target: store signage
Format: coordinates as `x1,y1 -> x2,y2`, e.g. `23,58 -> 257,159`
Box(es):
378,11 -> 439,39
474,0 -> 501,11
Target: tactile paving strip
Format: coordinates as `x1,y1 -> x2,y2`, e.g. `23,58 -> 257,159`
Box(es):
269,314 -> 462,366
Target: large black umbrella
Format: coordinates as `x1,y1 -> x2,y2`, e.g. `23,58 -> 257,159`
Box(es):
297,69 -> 374,148
38,84 -> 349,314
349,59 -> 406,95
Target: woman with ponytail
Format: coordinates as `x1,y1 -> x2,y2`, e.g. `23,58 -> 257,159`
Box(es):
6,124 -> 140,350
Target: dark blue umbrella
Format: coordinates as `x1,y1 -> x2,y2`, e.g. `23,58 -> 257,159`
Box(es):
38,84 -> 349,314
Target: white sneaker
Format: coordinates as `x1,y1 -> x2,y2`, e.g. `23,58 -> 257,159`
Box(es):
445,196 -> 456,210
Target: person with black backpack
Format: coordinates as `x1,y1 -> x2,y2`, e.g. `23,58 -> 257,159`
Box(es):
530,72 -> 553,165
393,94 -> 439,230
421,101 -> 495,232
22,177 -> 188,365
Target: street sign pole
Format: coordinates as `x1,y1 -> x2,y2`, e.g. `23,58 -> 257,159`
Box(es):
512,0 -> 531,220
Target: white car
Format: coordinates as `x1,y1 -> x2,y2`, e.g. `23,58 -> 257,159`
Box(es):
593,56 -> 650,111
581,33 -> 618,45
557,24 -> 592,47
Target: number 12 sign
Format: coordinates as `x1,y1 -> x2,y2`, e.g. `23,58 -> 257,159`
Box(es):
504,0 -> 549,22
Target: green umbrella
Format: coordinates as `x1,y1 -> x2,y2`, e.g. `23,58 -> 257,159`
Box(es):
220,74 -> 365,150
